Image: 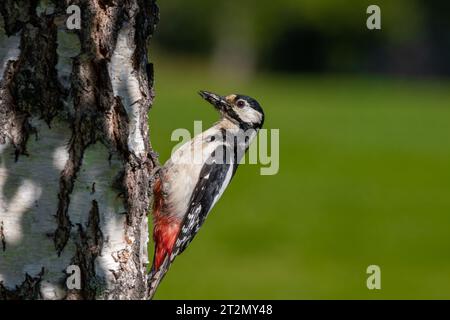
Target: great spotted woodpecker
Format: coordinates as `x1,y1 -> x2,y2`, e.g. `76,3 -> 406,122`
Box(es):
149,91 -> 264,298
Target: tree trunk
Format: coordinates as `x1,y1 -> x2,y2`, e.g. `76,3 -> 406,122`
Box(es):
0,0 -> 159,300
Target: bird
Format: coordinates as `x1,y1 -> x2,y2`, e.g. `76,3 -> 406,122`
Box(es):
148,91 -> 265,299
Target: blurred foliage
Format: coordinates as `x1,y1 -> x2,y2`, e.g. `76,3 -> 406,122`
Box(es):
153,0 -> 450,75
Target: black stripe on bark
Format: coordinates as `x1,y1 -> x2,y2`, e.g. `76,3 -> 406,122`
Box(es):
66,200 -> 104,300
0,268 -> 45,300
0,221 -> 5,252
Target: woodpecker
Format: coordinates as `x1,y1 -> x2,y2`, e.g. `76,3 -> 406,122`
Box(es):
148,91 -> 264,298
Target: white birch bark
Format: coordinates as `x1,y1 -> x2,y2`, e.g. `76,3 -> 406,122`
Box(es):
0,0 -> 159,300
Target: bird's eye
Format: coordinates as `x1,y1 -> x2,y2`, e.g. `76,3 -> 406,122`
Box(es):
236,100 -> 246,108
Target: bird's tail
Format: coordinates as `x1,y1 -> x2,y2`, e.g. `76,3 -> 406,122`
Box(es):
148,255 -> 171,299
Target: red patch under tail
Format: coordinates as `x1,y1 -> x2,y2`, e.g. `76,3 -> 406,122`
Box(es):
153,216 -> 181,271
151,178 -> 181,272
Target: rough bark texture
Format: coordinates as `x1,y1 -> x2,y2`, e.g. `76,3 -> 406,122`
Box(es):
0,0 -> 159,300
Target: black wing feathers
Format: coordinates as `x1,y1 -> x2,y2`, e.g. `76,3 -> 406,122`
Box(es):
171,145 -> 235,258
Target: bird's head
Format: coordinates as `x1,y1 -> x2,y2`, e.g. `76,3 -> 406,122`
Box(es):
199,91 -> 264,130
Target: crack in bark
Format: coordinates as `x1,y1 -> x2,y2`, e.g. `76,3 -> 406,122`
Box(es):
105,97 -> 131,158
0,221 -> 5,251
11,18 -> 63,123
0,60 -> 35,161
0,0 -> 38,36
54,131 -> 90,255
67,200 -> 104,300
0,3 -> 64,161
0,268 -> 45,300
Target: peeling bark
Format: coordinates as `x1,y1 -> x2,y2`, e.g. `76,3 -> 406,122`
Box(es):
0,0 -> 159,300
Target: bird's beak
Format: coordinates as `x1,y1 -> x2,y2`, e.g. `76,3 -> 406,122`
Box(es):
199,91 -> 230,113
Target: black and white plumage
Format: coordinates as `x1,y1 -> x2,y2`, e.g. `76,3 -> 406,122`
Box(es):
149,91 -> 264,299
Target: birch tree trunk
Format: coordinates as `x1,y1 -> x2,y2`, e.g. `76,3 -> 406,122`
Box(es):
0,0 -> 159,300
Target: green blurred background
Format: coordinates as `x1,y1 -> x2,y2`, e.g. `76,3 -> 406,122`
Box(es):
148,0 -> 450,299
